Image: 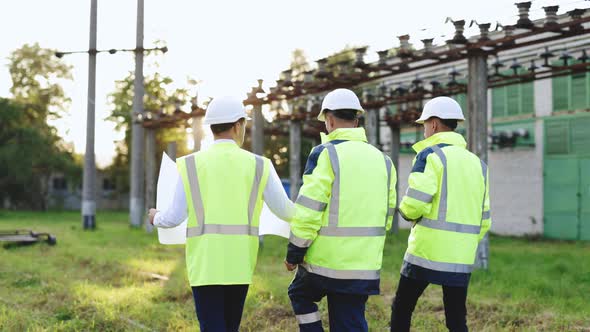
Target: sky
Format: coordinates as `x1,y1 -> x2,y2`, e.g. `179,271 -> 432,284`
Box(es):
1,0 -> 587,167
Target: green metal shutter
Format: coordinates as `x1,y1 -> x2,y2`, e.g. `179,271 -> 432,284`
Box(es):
544,158 -> 580,240
506,85 -> 520,116
545,119 -> 570,155
390,104 -> 397,115
552,75 -> 570,111
521,81 -> 534,115
453,93 -> 468,121
457,93 -> 467,112
571,116 -> 590,155
492,87 -> 506,118
570,72 -> 588,110
580,158 -> 590,241
544,115 -> 590,240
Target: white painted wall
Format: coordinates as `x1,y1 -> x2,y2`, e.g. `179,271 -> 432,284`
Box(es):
392,146 -> 544,235
488,148 -> 543,235
535,78 -> 553,117
395,154 -> 414,230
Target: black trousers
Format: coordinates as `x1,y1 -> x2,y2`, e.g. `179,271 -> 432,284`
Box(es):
191,284 -> 249,332
390,275 -> 468,332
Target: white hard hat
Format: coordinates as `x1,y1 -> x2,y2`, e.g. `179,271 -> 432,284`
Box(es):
203,96 -> 250,125
318,88 -> 365,121
415,96 -> 465,124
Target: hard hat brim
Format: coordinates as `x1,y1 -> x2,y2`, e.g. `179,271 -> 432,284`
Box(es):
317,108 -> 365,121
203,114 -> 250,125
415,115 -> 465,124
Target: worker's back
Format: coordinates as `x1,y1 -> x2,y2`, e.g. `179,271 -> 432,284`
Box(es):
443,145 -> 487,226
402,131 -> 490,272
177,141 -> 271,286
294,128 -> 396,279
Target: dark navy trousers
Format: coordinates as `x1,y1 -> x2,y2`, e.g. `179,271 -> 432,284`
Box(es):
390,275 -> 468,332
191,284 -> 249,332
288,268 -> 369,332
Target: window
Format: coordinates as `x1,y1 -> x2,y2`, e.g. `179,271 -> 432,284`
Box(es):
491,120 -> 535,149
103,178 -> 116,191
552,68 -> 590,112
545,116 -> 590,156
492,81 -> 534,118
53,177 -> 67,191
452,93 -> 467,114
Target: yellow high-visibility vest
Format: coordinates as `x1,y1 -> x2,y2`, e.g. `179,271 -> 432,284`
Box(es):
290,128 -> 397,280
177,142 -> 270,286
400,131 -> 492,273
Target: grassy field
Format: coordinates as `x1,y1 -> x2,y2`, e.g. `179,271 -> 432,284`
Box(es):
0,211 -> 589,331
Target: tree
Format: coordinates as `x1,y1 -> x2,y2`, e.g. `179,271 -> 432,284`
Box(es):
0,98 -> 79,209
105,72 -> 193,193
290,49 -> 310,81
0,44 -> 79,210
326,45 -> 358,66
8,43 -> 72,123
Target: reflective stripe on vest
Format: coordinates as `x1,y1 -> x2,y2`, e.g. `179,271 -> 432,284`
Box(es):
325,143 -> 341,227
414,145 -> 486,235
480,159 -> 489,224
186,154 -> 264,237
187,224 -> 259,237
314,142 -> 391,238
301,262 -> 380,280
290,231 -> 313,248
296,195 -> 327,212
404,252 -> 474,273
406,188 -> 433,203
419,218 -> 480,234
384,153 -> 393,225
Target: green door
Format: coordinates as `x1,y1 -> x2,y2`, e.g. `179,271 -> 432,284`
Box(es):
544,158 -> 580,240
580,158 -> 590,241
544,115 -> 590,240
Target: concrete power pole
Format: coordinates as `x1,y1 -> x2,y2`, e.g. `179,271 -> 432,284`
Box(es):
389,122 -> 401,234
467,52 -> 489,270
81,0 -> 98,230
365,108 -> 379,147
289,119 -> 302,200
129,0 -> 145,227
167,141 -> 177,161
252,104 -> 264,155
144,128 -> 156,232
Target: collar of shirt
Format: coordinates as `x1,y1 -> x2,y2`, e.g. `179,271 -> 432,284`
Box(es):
213,139 -> 237,145
320,127 -> 368,144
412,131 -> 467,153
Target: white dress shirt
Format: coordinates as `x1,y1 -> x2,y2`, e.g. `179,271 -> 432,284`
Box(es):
154,139 -> 295,227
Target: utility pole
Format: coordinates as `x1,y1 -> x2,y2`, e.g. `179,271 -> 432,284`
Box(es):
467,51 -> 489,270
289,118 -> 302,200
167,141 -> 177,161
252,103 -> 264,155
81,0 -> 98,230
365,108 -> 379,147
130,0 -> 145,227
144,127 -> 156,232
389,122 -> 401,234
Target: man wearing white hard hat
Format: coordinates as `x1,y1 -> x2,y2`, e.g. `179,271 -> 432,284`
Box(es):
390,96 -> 492,332
148,96 -> 294,331
285,88 -> 397,331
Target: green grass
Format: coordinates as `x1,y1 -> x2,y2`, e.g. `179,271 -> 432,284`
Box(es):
0,211 -> 589,331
